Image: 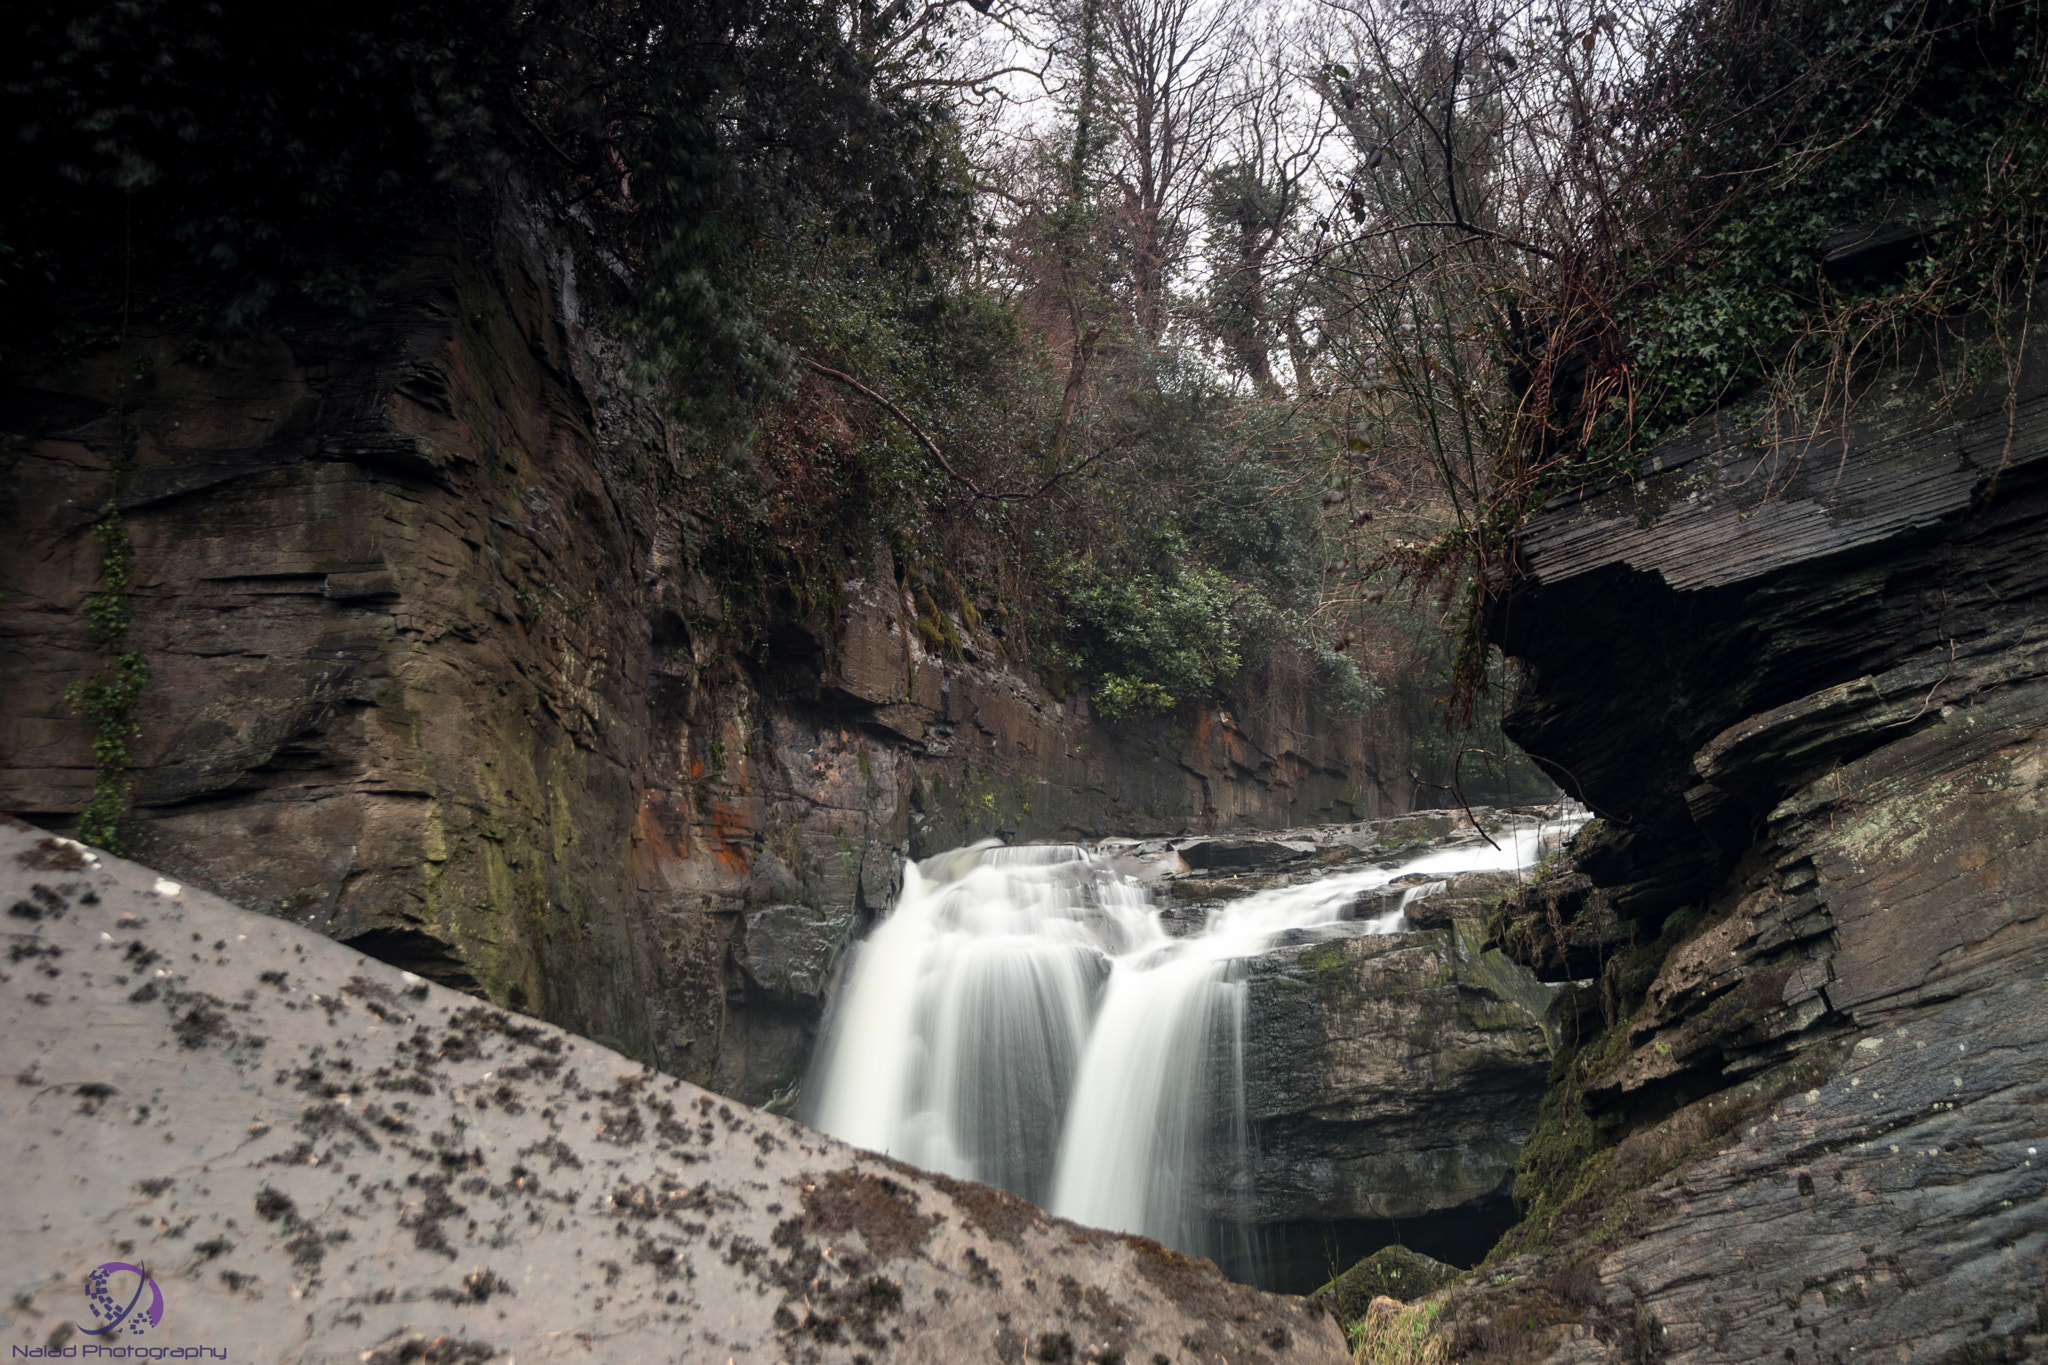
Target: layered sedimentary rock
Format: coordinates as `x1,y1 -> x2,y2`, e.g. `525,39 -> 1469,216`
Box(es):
0,210 -> 1411,1105
1446,325 -> 2048,1362
0,815 -> 1347,1364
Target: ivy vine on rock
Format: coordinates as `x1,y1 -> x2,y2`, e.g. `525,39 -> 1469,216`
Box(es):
64,384 -> 149,854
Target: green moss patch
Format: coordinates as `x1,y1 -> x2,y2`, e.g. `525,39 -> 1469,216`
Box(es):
1312,1245 -> 1464,1322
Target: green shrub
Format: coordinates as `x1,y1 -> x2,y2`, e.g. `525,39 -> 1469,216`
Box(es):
1065,545 -> 1242,717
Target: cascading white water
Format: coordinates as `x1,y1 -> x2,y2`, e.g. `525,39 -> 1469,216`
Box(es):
804,811 -> 1586,1263
805,842 -> 1144,1205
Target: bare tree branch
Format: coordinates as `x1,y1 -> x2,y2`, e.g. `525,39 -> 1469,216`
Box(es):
799,356 -> 987,498
802,356 -> 1107,502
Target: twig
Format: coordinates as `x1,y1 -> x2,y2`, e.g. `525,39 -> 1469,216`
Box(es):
1881,637 -> 1958,731
799,356 -> 987,498
1405,37 -> 1557,265
1978,267 -> 2037,510
1408,747 -> 1501,851
800,356 -> 1108,502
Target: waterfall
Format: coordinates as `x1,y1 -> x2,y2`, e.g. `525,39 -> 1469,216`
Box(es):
804,812 -> 1584,1267
805,842 -> 1145,1205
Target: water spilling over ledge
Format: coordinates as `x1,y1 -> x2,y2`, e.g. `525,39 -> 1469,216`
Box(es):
803,806 -> 1588,1289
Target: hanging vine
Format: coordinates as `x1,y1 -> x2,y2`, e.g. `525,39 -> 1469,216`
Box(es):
64,345 -> 150,854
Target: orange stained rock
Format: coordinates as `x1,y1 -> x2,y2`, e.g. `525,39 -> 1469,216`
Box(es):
632,790 -> 689,862
708,800 -> 753,876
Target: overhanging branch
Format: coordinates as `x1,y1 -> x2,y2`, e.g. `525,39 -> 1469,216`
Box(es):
800,355 -> 1108,503
800,356 -> 986,498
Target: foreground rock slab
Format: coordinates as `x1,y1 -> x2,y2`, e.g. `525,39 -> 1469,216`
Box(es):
0,816 -> 1345,1365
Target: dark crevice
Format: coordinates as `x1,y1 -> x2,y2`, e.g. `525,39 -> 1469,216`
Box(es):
1226,1195 -> 1521,1296
344,927 -> 485,997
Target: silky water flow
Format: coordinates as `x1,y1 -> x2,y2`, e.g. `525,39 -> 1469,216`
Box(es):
803,814 -> 1584,1282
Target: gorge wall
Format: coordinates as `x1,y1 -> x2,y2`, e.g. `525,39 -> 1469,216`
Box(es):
0,212 -> 1419,1108
1444,324 -> 2048,1362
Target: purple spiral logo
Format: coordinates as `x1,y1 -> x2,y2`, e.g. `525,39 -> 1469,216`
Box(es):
80,1262 -> 164,1337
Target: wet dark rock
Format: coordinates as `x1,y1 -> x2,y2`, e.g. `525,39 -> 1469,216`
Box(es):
1453,320 -> 2048,1363
1166,876 -> 1261,903
1237,924 -> 1559,1227
734,902 -> 855,1006
1141,808 -> 1550,902
0,815 -> 1345,1364
1175,838 -> 1312,871
1402,871 -> 1524,933
1157,901 -> 1217,937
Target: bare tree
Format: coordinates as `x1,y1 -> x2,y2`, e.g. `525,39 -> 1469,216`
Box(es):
831,0 -> 1044,97
1097,0 -> 1233,343
1200,17 -> 1335,393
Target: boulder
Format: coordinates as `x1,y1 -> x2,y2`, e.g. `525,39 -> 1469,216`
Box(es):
1175,838 -> 1313,871
735,901 -> 856,1005
1238,926 -> 1558,1226
1312,1246 -> 1464,1320
1167,876 -> 1262,903
1402,870 -> 1524,932
0,816 -> 1345,1364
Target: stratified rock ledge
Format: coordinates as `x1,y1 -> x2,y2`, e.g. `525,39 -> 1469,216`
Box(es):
0,815 -> 1345,1365
1458,318 -> 2048,1364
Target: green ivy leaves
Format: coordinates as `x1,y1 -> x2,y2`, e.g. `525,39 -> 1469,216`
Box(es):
66,389 -> 149,854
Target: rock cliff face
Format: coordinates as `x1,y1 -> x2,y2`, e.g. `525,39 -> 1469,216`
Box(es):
0,815 -> 1347,1364
1238,914 -> 1554,1286
1449,325 -> 2048,1362
1144,824 -> 1567,1290
0,213 -> 1413,1104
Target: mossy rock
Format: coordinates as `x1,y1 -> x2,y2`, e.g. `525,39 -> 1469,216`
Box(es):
1310,1245 -> 1463,1321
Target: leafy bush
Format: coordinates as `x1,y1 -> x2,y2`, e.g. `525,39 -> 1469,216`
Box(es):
1614,0 -> 2048,445
1312,642 -> 1385,717
1065,545 -> 1243,717
0,0 -> 968,387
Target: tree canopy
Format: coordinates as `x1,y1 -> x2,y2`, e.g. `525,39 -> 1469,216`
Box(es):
9,0 -> 2039,790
